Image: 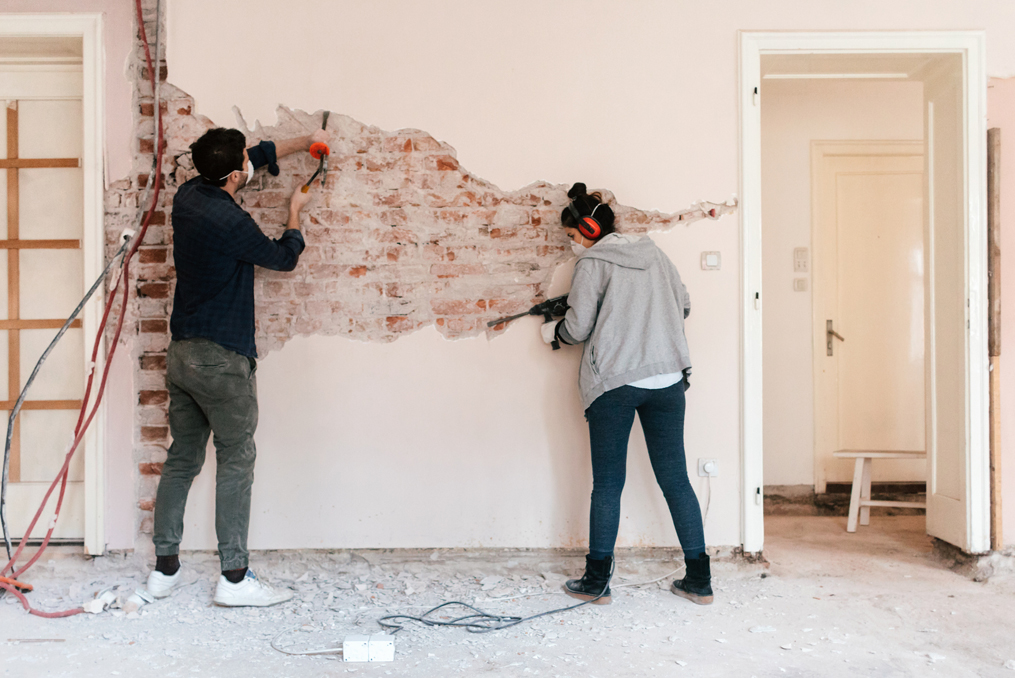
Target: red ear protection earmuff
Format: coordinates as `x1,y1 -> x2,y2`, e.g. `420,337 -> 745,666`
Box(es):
566,201 -> 603,240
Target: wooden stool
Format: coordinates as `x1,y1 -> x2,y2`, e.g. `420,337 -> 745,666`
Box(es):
831,450 -> 927,532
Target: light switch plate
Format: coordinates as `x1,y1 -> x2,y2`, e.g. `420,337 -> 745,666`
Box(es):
793,278 -> 808,292
793,247 -> 809,273
700,251 -> 721,270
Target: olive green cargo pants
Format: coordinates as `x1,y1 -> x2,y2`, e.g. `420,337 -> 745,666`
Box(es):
153,338 -> 258,571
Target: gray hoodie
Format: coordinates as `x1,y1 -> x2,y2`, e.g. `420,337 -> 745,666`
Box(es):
559,233 -> 691,410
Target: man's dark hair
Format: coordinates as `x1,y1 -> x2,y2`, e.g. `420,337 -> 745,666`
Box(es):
190,128 -> 246,187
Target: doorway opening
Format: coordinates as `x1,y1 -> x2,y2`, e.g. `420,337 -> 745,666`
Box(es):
740,32 -> 989,555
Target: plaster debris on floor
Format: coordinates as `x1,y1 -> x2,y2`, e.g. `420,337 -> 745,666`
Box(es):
3,517 -> 1015,677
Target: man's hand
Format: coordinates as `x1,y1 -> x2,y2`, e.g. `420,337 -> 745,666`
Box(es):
287,185 -> 312,230
274,130 -> 331,160
290,185 -> 312,212
308,129 -> 330,148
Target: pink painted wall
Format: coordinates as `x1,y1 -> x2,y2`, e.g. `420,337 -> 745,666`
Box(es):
3,0 -> 135,181
988,78 -> 1015,547
158,0 -> 1015,552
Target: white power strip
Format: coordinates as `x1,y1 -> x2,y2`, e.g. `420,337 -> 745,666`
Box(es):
343,633 -> 394,662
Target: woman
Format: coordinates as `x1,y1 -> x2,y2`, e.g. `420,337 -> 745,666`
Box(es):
543,183 -> 712,606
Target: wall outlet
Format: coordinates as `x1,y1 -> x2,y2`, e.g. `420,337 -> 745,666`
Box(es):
697,458 -> 719,477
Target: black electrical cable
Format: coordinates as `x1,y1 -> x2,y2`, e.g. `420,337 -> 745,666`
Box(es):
0,236 -> 134,560
377,560 -> 614,634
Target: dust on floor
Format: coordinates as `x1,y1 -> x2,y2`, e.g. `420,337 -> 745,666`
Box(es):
2,516 -> 1014,677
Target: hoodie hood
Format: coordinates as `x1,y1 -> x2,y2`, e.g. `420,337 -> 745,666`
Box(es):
576,233 -> 653,270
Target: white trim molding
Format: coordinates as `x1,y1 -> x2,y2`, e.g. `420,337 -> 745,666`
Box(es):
739,31 -> 989,555
0,13 -> 107,555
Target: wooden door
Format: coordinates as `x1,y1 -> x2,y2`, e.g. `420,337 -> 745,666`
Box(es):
812,142 -> 926,493
922,59 -> 976,550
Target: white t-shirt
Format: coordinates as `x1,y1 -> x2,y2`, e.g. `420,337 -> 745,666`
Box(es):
628,372 -> 683,389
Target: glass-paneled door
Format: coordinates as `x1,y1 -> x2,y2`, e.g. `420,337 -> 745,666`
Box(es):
1,90 -> 86,540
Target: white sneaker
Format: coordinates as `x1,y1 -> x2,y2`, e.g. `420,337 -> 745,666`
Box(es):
213,570 -> 293,607
146,568 -> 183,599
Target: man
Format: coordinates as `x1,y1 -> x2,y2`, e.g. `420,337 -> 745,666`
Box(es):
145,126 -> 328,607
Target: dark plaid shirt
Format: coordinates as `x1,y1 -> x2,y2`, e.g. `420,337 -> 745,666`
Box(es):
170,141 -> 305,358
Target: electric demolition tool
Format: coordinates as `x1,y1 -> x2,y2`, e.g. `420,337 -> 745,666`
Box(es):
302,110 -> 330,192
487,295 -> 569,349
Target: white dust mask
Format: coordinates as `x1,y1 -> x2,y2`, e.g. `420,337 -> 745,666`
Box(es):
570,239 -> 585,256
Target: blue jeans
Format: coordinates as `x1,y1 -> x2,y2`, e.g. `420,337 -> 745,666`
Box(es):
585,382 -> 706,560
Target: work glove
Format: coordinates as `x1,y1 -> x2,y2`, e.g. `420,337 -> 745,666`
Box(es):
540,321 -> 557,345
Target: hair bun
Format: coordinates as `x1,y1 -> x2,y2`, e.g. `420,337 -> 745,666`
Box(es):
567,182 -> 587,200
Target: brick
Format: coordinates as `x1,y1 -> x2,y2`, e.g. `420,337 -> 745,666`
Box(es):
138,462 -> 164,475
140,426 -> 168,443
430,299 -> 486,315
139,100 -> 168,117
140,319 -> 168,334
139,247 -> 168,264
372,227 -> 418,244
138,282 -> 170,298
141,64 -> 168,82
249,191 -> 289,209
263,281 -> 292,299
140,354 -> 167,371
430,264 -> 485,279
348,266 -> 368,278
382,136 -> 413,153
138,389 -> 168,405
138,499 -> 155,511
412,136 -> 443,152
433,155 -> 459,171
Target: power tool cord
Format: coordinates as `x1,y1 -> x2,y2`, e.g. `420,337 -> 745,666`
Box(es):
270,561 -> 616,657
377,559 -> 614,635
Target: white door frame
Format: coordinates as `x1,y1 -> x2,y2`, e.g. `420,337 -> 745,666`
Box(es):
739,31 -> 989,554
0,13 -> 106,555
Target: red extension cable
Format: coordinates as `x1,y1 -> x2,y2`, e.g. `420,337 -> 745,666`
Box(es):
0,0 -> 164,617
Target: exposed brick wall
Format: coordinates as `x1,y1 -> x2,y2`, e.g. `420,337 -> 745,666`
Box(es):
160,105 -> 737,354
105,0 -> 738,554
101,0 -> 173,551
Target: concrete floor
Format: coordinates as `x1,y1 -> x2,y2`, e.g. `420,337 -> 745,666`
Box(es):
2,516 -> 1014,677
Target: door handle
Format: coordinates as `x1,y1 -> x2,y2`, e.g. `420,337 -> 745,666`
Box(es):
826,320 -> 845,356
